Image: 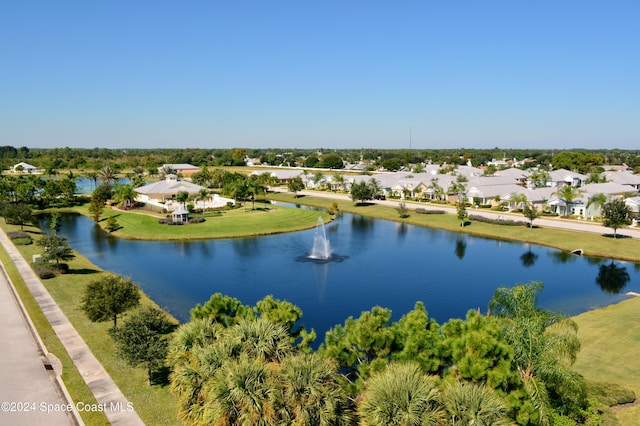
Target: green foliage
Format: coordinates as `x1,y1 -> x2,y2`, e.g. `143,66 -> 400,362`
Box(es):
287,176 -> 305,196
2,202 -> 33,231
442,310 -> 516,391
390,302 -> 444,374
601,198 -> 632,238
81,274 -> 141,328
457,200 -> 467,227
551,151 -> 603,174
110,306 -> 174,385
522,204 -> 541,228
320,152 -> 344,169
169,317 -> 350,425
442,381 -> 511,426
357,362 -> 444,426
350,180 -> 376,204
37,234 -> 75,267
190,293 -> 255,326
490,282 -> 588,423
395,201 -> 410,218
320,306 -> 394,396
105,215 -> 119,233
191,293 -> 316,348
92,183 -> 113,205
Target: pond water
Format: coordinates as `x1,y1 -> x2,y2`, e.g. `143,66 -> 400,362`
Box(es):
42,208 -> 637,342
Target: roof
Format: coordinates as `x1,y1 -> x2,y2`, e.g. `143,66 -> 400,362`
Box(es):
548,169 -> 587,182
603,172 -> 640,186
161,164 -> 200,171
134,177 -> 205,196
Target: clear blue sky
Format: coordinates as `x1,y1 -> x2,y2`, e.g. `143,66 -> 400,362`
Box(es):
1,1 -> 639,150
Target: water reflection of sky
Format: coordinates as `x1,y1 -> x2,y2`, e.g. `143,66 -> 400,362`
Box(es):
46,211 -> 636,342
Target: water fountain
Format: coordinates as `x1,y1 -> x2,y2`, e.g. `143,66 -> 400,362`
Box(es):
310,217 -> 331,259
299,217 -> 346,263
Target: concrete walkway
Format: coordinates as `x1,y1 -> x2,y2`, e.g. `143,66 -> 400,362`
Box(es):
0,229 -> 144,425
0,260 -> 75,426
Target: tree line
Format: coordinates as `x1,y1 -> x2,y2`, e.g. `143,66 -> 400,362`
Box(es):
77,273 -> 624,425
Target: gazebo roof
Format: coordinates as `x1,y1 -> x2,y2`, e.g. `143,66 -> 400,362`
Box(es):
172,207 -> 189,216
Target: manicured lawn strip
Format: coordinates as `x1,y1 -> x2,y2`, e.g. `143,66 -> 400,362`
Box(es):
268,192 -> 640,263
572,297 -> 640,423
0,241 -> 110,426
1,222 -> 182,425
63,203 -> 329,240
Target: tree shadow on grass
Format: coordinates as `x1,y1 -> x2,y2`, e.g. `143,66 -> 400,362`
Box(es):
70,268 -> 100,275
602,233 -> 633,239
150,366 -> 171,386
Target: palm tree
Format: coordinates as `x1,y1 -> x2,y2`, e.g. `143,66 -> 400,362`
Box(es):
98,165 -> 119,186
158,165 -> 177,179
586,193 -> 607,220
277,353 -> 352,425
442,381 -> 510,426
332,173 -> 345,192
113,184 -> 137,208
429,178 -> 443,201
489,282 -> 586,425
510,192 -> 528,211
208,355 -> 279,426
176,191 -> 189,209
357,362 -> 445,426
552,185 -> 582,216
196,188 -> 209,216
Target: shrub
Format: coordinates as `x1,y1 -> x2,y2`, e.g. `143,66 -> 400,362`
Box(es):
34,265 -> 56,279
415,208 -> 445,214
13,237 -> 33,245
7,231 -> 30,239
56,263 -> 70,274
468,214 -> 528,227
188,217 -> 205,224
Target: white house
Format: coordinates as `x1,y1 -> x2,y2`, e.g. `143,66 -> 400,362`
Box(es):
135,174 -> 234,212
10,162 -> 39,174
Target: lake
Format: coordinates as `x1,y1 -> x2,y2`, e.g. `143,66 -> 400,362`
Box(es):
43,208 -> 636,342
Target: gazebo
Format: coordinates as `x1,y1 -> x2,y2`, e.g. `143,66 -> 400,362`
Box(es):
171,207 -> 189,223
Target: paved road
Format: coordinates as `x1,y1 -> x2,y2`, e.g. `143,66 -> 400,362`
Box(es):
0,229 -> 144,426
276,188 -> 640,239
0,260 -> 75,426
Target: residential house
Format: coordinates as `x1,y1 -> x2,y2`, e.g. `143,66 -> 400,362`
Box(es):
135,174 -> 233,212
547,169 -> 587,187
10,162 -> 39,174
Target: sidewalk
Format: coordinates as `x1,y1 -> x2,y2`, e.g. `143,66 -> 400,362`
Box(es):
0,229 -> 145,426
0,261 -> 74,426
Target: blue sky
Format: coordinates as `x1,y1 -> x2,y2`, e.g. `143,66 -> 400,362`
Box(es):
1,1 -> 639,150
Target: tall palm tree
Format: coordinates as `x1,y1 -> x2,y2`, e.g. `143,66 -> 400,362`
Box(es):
442,381 -> 510,426
98,165 -> 119,186
510,192 -> 528,211
586,193 -> 607,220
489,282 -> 586,425
552,185 -> 582,216
113,184 -> 137,208
357,362 -> 445,426
196,188 -> 209,215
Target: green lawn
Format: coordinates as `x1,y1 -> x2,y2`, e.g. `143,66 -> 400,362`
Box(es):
268,192 -> 640,263
573,297 -> 640,424
69,203 -> 329,240
1,221 -> 182,425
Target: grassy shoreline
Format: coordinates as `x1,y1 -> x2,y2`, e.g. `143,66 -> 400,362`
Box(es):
267,192 -> 640,263
8,196 -> 640,424
0,221 -> 182,425
57,202 -> 330,241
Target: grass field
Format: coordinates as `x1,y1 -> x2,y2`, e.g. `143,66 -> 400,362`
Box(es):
1,221 -> 182,425
267,192 -> 640,263
69,202 -> 330,241
573,297 -> 640,424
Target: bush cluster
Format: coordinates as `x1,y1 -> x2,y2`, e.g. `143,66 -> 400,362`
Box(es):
158,217 -> 206,225
415,208 -> 446,214
468,214 -> 528,227
34,265 -> 56,279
